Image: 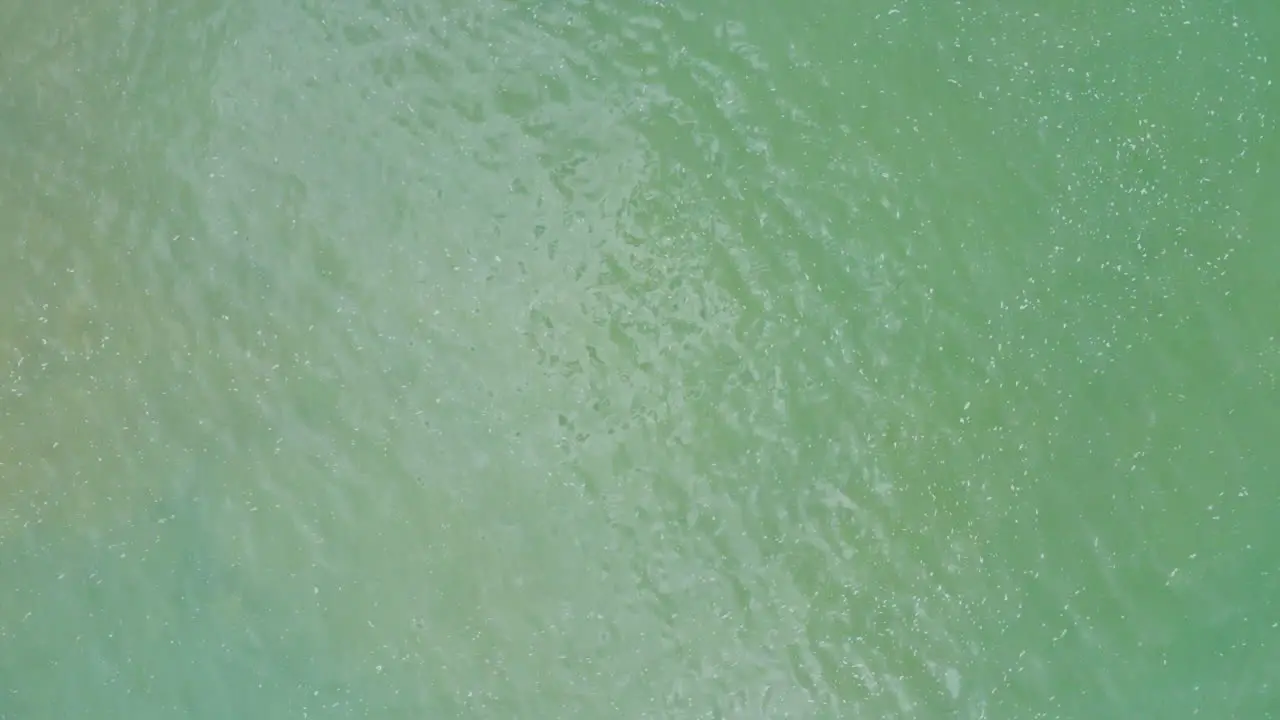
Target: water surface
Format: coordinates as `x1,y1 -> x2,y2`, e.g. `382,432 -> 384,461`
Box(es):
2,0 -> 1277,717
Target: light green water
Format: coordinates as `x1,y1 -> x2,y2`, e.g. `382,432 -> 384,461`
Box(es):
2,0 -> 1277,717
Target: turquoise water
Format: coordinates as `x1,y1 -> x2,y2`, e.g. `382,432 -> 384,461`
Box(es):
2,0 -> 1277,717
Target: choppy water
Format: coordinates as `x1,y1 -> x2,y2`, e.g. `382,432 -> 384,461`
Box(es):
2,1 -> 1277,717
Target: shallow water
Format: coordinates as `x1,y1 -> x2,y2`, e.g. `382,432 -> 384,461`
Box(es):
2,0 -> 1278,717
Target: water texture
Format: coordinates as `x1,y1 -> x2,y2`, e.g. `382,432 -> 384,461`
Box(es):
2,0 -> 1277,717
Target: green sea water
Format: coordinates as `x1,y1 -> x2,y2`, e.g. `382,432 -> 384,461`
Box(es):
2,0 -> 1277,717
